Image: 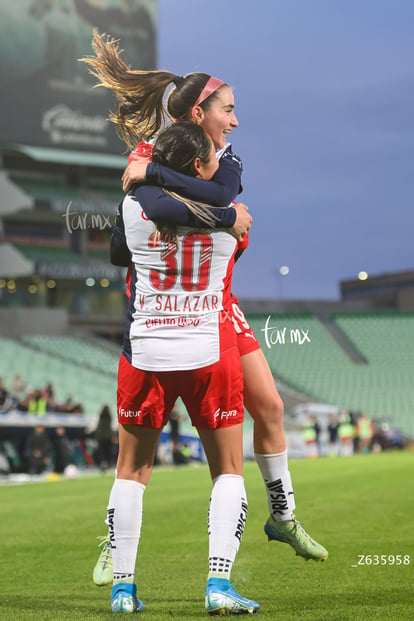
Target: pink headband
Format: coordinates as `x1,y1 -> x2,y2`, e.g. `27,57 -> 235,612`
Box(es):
193,76 -> 225,108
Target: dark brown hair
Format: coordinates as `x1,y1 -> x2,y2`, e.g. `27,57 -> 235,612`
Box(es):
152,121 -> 218,229
152,121 -> 212,177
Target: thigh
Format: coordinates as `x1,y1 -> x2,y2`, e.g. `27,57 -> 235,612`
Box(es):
180,347 -> 244,429
241,347 -> 283,416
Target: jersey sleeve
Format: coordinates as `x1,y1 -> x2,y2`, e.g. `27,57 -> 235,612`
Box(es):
145,145 -> 243,207
234,232 -> 249,263
134,185 -> 237,228
109,202 -> 131,267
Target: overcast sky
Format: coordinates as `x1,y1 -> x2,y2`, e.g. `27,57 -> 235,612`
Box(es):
157,0 -> 414,300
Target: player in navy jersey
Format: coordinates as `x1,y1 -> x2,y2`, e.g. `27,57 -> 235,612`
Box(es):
82,30 -> 327,600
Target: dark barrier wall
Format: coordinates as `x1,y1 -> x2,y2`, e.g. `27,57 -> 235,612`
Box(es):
0,0 -> 157,154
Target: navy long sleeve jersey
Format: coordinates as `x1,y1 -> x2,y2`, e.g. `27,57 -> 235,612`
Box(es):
110,145 -> 243,267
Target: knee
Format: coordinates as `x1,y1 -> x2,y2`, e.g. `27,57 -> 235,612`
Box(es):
116,468 -> 152,485
274,392 -> 284,420
248,391 -> 284,425
268,392 -> 284,424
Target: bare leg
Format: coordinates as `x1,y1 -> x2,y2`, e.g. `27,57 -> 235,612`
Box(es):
116,424 -> 161,484
198,423 -> 243,480
241,348 -> 285,454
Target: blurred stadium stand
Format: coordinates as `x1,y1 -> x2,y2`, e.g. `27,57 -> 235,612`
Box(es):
247,310 -> 414,438
0,2 -> 412,456
0,333 -> 117,416
1,308 -> 413,441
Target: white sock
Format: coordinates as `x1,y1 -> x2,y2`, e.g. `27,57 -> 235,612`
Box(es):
255,451 -> 296,522
104,469 -> 118,528
107,478 -> 146,583
208,474 -> 247,580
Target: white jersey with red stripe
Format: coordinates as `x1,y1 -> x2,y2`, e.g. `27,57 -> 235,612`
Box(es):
122,193 -> 238,371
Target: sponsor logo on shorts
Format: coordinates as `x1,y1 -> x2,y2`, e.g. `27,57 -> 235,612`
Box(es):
118,408 -> 142,418
214,408 -> 238,420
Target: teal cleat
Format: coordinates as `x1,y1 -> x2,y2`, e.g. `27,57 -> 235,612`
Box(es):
93,535 -> 114,586
264,514 -> 328,561
205,577 -> 259,615
111,583 -> 144,613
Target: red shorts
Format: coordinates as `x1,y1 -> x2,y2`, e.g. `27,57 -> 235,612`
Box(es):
230,295 -> 261,357
117,348 -> 244,430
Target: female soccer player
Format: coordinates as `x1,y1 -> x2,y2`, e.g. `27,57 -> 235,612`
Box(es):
82,32 -> 328,590
103,121 -> 259,614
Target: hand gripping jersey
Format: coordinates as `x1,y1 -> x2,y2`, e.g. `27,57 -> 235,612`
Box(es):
122,192 -> 238,372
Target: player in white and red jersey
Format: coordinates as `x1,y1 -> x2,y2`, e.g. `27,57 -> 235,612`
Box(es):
117,140 -> 259,355
87,113 -> 258,612
121,199 -> 237,375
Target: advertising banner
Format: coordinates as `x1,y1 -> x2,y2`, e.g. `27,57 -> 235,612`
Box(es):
0,0 -> 157,155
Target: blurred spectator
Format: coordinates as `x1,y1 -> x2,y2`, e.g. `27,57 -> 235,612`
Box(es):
169,401 -> 184,445
27,390 -> 48,416
56,396 -> 84,414
172,440 -> 192,466
43,383 -> 55,399
3,375 -> 84,415
349,411 -> 360,452
311,415 -> 322,456
356,413 -> 375,453
0,441 -> 21,473
0,377 -> 14,412
372,423 -> 404,451
10,374 -> 26,404
25,424 -> 52,474
53,426 -> 71,474
0,386 -> 14,413
43,383 -> 57,411
0,444 -> 10,475
302,417 -> 318,458
383,426 -> 404,449
93,405 -> 114,472
327,414 -> 340,456
338,411 -> 355,456
168,401 -> 191,465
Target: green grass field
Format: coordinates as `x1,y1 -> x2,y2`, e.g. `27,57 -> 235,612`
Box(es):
1,451 -> 413,620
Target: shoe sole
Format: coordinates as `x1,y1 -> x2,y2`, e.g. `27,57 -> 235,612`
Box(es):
206,596 -> 258,615
264,524 -> 328,561
207,607 -> 257,615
